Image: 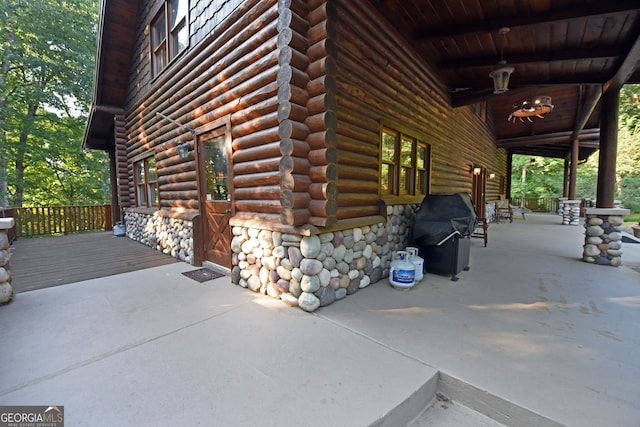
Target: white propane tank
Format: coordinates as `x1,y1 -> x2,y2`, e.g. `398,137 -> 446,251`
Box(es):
389,251 -> 416,290
113,221 -> 126,237
405,247 -> 424,282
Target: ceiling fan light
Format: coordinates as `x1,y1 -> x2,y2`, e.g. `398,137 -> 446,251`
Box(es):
489,66 -> 514,94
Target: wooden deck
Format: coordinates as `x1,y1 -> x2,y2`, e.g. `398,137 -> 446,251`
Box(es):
9,232 -> 179,293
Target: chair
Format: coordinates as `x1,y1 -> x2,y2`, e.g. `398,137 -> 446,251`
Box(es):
496,199 -> 513,223
471,217 -> 488,247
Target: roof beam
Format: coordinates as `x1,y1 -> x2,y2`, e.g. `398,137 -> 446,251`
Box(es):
414,1 -> 639,41
439,46 -> 624,70
604,29 -> 640,92
571,85 -> 602,141
497,129 -> 601,148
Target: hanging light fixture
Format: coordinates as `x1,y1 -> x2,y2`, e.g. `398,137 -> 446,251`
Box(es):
489,27 -> 514,94
508,96 -> 554,122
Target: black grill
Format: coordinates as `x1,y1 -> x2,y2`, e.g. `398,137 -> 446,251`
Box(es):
410,193 -> 477,281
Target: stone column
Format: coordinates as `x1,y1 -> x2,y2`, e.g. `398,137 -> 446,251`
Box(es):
557,197 -> 568,216
583,208 -> 630,266
561,200 -> 581,225
0,218 -> 14,304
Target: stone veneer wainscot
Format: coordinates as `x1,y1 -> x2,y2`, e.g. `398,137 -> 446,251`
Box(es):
0,218 -> 14,304
230,204 -> 418,312
124,209 -> 195,264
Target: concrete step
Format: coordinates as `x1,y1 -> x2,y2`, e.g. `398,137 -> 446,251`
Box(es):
378,371 -> 564,427
410,394 -> 507,427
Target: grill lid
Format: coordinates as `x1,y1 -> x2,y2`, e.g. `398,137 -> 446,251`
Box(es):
411,193 -> 478,246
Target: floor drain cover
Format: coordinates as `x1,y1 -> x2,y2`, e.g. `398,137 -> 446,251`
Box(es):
182,268 -> 224,283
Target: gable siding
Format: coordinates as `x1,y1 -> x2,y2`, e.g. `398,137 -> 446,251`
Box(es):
125,0 -> 243,111
334,1 -> 506,220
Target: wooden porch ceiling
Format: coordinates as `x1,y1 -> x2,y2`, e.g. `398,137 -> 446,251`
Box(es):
370,0 -> 640,160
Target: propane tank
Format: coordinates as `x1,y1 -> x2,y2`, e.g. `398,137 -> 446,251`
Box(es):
405,247 -> 424,282
389,251 -> 415,290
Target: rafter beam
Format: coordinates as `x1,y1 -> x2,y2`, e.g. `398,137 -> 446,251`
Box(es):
439,46 -> 624,70
414,1 -> 639,41
605,29 -> 640,92
497,129 -> 600,148
571,85 -> 602,142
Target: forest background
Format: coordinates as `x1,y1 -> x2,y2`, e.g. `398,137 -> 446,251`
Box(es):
1,0 -> 639,214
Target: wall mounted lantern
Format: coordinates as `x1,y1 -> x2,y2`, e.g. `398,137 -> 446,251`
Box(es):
473,166 -> 482,175
156,112 -> 197,160
177,141 -> 190,159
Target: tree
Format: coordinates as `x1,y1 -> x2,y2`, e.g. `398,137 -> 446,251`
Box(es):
510,85 -> 640,212
0,0 -> 105,207
617,85 -> 640,211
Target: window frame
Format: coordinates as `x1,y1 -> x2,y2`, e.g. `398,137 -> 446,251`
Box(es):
379,123 -> 431,204
133,151 -> 159,208
150,0 -> 189,78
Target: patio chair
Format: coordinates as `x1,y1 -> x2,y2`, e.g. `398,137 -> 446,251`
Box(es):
496,199 -> 513,223
471,217 -> 488,247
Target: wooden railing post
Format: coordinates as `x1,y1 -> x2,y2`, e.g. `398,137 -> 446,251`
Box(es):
104,204 -> 113,230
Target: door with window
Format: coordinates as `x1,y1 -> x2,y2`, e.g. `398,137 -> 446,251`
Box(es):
472,166 -> 486,218
198,127 -> 232,267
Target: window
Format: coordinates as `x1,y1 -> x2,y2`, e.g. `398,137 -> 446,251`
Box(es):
151,0 -> 189,77
379,127 -> 430,200
134,155 -> 158,207
470,101 -> 487,122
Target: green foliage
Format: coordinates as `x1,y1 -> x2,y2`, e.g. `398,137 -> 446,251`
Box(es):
510,156 -> 565,199
510,85 -> 640,213
1,0 -> 105,207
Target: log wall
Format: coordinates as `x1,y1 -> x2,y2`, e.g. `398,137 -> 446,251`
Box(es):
114,113 -> 130,209
333,2 -> 506,220
124,0 -> 285,218
121,0 -> 506,231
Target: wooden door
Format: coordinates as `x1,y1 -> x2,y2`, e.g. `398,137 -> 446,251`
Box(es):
198,129 -> 232,267
472,167 -> 486,218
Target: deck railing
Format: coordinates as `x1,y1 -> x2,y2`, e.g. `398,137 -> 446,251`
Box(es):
0,205 -> 112,238
511,197 -> 558,213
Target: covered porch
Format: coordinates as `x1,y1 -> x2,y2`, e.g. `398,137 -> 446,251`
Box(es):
2,213 -> 639,426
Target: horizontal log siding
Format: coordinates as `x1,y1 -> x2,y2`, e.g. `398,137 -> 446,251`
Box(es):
304,0 -> 338,227
334,2 -> 506,219
124,0 -> 284,217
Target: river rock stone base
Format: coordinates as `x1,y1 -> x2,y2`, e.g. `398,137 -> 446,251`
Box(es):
0,219 -> 13,304
562,200 -> 581,225
583,214 -> 625,266
124,211 -> 195,264
231,204 -> 417,312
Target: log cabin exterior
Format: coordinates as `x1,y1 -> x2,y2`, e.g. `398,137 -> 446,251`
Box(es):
84,0 -> 508,311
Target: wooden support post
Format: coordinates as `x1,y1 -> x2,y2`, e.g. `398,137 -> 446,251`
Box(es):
596,90 -> 619,208
563,158 -> 570,198
109,148 -> 120,224
568,138 -> 579,200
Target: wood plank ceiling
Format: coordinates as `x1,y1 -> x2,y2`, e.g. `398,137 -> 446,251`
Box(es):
369,0 -> 640,160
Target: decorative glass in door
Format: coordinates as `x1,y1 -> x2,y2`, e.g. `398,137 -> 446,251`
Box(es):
203,135 -> 229,202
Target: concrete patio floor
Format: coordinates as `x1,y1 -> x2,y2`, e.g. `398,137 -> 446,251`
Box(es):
1,213 -> 638,426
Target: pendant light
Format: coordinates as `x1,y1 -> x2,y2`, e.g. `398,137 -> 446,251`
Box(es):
489,27 -> 514,94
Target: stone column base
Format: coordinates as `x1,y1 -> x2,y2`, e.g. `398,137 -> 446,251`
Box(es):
583,208 -> 630,266
562,200 -> 581,225
0,217 -> 14,304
